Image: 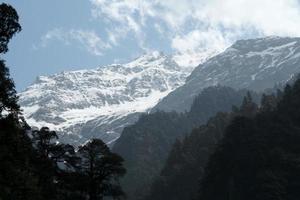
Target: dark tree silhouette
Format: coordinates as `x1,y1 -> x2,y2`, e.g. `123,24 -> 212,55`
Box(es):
198,79 -> 300,200
239,91 -> 258,118
31,127 -> 60,200
0,59 -> 20,117
0,3 -> 42,200
0,3 -> 21,54
0,3 -> 21,117
32,127 -> 59,158
78,139 -> 126,200
0,115 -> 42,200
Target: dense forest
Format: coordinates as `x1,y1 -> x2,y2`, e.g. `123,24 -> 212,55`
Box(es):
113,87 -> 260,199
145,92 -> 265,200
1,3 -> 300,200
146,78 -> 300,200
199,82 -> 300,200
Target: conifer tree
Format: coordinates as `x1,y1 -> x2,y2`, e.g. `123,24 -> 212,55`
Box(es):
77,139 -> 126,200
239,91 -> 258,117
0,3 -> 21,54
0,3 -> 21,117
0,3 -> 42,200
198,78 -> 300,200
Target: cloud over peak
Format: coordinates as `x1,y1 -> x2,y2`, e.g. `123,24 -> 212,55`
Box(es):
89,0 -> 300,65
40,0 -> 300,67
40,29 -> 110,56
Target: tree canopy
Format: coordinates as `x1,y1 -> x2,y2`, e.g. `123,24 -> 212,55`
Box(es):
0,3 -> 20,117
0,3 -> 21,54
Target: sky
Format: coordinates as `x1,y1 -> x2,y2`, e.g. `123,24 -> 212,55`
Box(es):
3,0 -> 300,91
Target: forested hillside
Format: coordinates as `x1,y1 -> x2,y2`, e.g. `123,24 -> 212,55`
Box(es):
199,77 -> 300,200
113,86 -> 259,199
146,76 -> 300,200
145,92 -> 262,200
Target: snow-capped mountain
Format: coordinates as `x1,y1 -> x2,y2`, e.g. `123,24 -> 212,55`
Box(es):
154,36 -> 300,112
19,52 -> 193,146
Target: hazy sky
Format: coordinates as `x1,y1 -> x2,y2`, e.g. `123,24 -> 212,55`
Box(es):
3,0 -> 300,91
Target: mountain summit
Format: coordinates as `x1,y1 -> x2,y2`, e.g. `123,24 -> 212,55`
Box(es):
20,37 -> 300,146
19,52 -> 191,145
154,36 -> 300,112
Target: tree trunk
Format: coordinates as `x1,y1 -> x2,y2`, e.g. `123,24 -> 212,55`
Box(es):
89,179 -> 97,200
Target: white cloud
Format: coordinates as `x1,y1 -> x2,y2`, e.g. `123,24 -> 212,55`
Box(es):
172,30 -> 228,53
196,0 -> 300,36
90,0 -> 160,53
89,0 -> 300,66
70,30 -> 111,56
171,29 -> 230,67
38,1 -> 300,65
41,29 -> 110,56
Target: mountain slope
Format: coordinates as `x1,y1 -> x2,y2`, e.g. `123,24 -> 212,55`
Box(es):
113,86 -> 257,200
154,36 -> 300,112
19,52 -> 192,145
145,92 -> 263,200
199,78 -> 300,200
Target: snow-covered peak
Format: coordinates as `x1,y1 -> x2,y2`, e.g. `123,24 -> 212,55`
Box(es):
19,52 -> 191,145
124,51 -> 181,70
132,51 -> 165,63
154,36 -> 300,113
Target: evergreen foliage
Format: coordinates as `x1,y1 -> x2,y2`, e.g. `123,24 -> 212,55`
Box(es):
0,3 -> 41,199
145,112 -> 232,200
145,93 -> 259,200
0,3 -> 21,54
0,3 -> 20,118
77,139 -> 126,200
0,60 -> 19,117
113,86 -> 257,200
199,80 -> 300,200
0,115 -> 42,200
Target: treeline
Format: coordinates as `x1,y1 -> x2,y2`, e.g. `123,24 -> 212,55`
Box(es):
113,86 -> 260,199
199,80 -> 300,200
113,49 -> 300,200
0,4 -> 126,200
146,78 -> 300,199
145,92 -> 269,200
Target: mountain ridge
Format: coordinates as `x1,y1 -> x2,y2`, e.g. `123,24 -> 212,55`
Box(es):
154,36 -> 300,112
19,51 -> 193,146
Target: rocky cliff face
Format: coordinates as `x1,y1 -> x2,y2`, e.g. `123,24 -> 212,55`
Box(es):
20,36 -> 300,146
154,36 -> 300,112
19,52 -> 193,146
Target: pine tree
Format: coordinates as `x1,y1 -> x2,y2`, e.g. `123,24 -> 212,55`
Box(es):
260,93 -> 277,113
31,127 -> 60,200
239,91 -> 258,117
32,127 -> 59,158
0,3 -> 21,54
0,3 -> 21,117
77,139 -> 126,200
0,3 -> 42,200
0,115 -> 42,200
